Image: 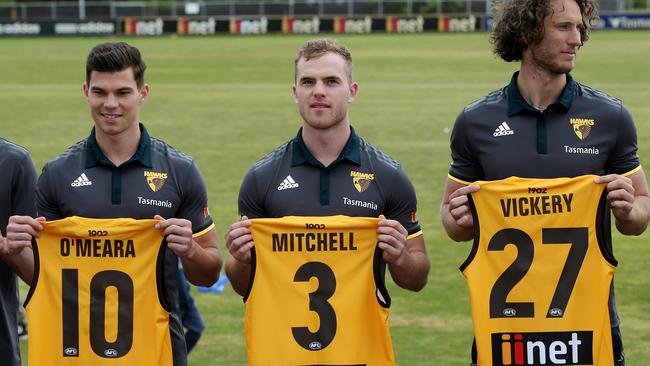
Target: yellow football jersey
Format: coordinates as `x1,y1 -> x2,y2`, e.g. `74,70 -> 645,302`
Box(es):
25,216 -> 173,366
245,215 -> 395,366
463,176 -> 616,366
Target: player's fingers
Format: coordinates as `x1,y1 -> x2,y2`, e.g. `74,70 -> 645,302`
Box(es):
606,188 -> 635,205
232,241 -> 254,263
450,204 -> 471,221
225,227 -> 252,248
449,184 -> 480,200
595,174 -> 631,185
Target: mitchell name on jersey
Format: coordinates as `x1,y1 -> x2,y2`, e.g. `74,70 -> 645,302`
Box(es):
271,230 -> 357,252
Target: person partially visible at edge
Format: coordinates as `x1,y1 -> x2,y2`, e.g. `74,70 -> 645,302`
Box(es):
440,1 -> 650,365
0,137 -> 37,366
4,42 -> 223,366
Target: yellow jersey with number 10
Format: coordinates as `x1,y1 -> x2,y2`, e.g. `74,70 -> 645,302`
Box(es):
245,215 -> 394,366
464,176 -> 616,366
25,216 -> 173,366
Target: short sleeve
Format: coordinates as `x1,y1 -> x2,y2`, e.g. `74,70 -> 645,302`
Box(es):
176,161 -> 214,235
36,162 -> 63,220
449,110 -> 483,182
12,152 -> 38,217
605,105 -> 640,175
238,168 -> 266,219
383,167 -> 422,237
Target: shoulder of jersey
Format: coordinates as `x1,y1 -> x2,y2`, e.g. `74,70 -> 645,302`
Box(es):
0,138 -> 31,161
463,87 -> 506,114
46,139 -> 86,168
251,141 -> 291,170
360,138 -> 401,171
150,137 -> 194,166
576,82 -> 622,110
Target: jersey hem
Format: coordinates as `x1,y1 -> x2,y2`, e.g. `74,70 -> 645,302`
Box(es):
621,165 -> 642,177
192,223 -> 215,238
448,174 -> 472,185
407,230 -> 423,240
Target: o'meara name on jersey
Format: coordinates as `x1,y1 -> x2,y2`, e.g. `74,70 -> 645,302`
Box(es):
500,192 -> 573,217
492,331 -> 593,366
60,238 -> 136,258
272,232 -> 357,252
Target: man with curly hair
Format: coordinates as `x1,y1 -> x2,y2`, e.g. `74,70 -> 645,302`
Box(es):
441,0 -> 649,365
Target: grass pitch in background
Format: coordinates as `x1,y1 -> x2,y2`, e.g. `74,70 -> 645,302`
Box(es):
1,31 -> 649,365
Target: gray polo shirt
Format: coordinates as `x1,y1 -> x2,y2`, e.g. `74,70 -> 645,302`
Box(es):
449,72 -> 641,328
0,138 -> 37,366
449,72 -> 639,182
36,124 -> 214,366
239,127 -> 422,237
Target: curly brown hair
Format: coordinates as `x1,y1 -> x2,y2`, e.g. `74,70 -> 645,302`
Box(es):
490,0 -> 599,62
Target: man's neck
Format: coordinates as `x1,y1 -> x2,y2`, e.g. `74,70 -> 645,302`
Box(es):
517,63 -> 567,112
301,120 -> 351,167
94,123 -> 141,166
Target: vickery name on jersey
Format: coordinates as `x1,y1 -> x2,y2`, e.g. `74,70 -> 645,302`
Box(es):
499,192 -> 574,218
272,232 -> 358,252
60,238 -> 136,258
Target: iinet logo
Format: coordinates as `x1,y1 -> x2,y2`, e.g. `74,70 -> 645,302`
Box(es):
492,331 -> 593,365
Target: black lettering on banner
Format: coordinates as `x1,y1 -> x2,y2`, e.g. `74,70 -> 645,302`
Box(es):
61,269 -> 135,358
488,227 -> 588,319
292,261 -> 337,351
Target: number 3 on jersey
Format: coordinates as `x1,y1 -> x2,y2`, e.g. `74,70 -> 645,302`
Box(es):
489,227 -> 588,319
292,261 -> 337,351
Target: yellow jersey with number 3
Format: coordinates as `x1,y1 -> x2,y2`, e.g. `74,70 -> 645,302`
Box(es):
245,215 -> 394,366
463,176 -> 616,366
25,216 -> 173,366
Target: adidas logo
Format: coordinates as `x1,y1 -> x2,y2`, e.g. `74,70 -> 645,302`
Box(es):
493,122 -> 514,137
277,175 -> 299,191
71,173 -> 92,187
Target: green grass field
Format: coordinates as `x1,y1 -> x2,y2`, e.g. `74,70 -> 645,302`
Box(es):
1,31 -> 649,365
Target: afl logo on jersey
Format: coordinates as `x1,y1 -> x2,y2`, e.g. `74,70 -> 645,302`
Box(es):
144,171 -> 168,192
308,341 -> 322,350
548,308 -> 564,317
350,170 -> 374,193
63,347 -> 78,356
104,348 -> 119,358
569,118 -> 595,140
502,308 -> 517,317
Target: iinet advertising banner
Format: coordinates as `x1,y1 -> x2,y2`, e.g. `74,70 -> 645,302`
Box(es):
2,14 -> 649,36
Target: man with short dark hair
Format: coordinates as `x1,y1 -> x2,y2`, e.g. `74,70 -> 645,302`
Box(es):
441,1 -> 650,365
5,42 -> 222,366
0,137 -> 37,366
225,38 -> 430,364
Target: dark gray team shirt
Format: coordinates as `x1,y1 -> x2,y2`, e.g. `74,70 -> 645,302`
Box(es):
449,72 -> 641,327
0,138 -> 37,366
239,127 -> 422,238
36,124 -> 213,366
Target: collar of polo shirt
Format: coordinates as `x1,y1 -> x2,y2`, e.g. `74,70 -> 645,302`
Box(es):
85,123 -> 153,169
291,126 -> 362,168
506,71 -> 577,117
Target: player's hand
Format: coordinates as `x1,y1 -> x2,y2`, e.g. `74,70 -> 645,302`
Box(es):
5,215 -> 45,255
595,174 -> 635,220
154,215 -> 195,258
225,216 -> 254,265
377,215 -> 409,266
447,184 -> 480,229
